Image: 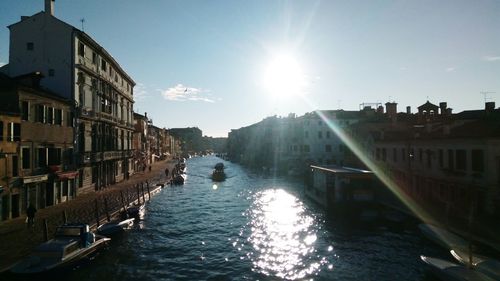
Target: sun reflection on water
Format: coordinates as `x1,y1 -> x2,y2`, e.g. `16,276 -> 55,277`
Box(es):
241,188 -> 328,280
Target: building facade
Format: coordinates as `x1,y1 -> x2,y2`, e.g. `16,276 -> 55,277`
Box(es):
4,0 -> 135,192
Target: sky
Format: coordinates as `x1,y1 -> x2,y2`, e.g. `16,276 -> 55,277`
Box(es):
0,0 -> 499,137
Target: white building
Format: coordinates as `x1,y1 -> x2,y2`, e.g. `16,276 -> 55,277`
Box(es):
3,0 -> 136,192
299,110 -> 362,166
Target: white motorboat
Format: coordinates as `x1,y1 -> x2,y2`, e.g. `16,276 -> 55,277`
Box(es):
10,223 -> 110,274
420,255 -> 495,281
450,249 -> 500,280
97,214 -> 135,237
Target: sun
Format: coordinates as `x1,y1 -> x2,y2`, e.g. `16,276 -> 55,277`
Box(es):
263,53 -> 306,98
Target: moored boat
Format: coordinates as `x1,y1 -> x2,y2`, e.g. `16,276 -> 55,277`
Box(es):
126,203 -> 145,220
420,255 -> 495,281
97,212 -> 135,237
172,174 -> 186,185
9,223 -> 110,274
450,249 -> 500,280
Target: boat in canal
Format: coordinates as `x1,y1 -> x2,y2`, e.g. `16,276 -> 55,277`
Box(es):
420,255 -> 496,281
419,223 -> 468,251
97,212 -> 135,237
9,223 -> 110,274
212,162 -> 226,182
126,203 -> 145,220
450,249 -> 500,280
171,174 -> 186,185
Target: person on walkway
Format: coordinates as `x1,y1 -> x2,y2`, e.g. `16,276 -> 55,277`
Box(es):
165,168 -> 169,178
149,165 -> 152,172
26,203 -> 37,228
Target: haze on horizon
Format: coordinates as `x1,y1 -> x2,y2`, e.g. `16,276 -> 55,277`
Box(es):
0,0 -> 499,137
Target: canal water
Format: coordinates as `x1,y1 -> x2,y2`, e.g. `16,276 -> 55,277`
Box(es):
32,156 -> 447,280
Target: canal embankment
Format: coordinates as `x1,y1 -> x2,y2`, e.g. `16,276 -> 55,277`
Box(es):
0,159 -> 177,272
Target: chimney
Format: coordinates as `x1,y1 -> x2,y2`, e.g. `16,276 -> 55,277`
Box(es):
485,102 -> 495,112
385,102 -> 397,116
406,106 -> 411,114
377,106 -> 384,114
144,112 -> 147,118
439,102 -> 447,115
45,0 -> 54,16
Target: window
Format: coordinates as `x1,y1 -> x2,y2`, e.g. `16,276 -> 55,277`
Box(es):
27,42 -> 34,51
21,101 -> 29,121
393,148 -> 397,162
36,104 -> 46,123
48,69 -> 55,77
92,51 -> 97,64
402,148 -> 406,161
325,145 -> 332,152
456,149 -> 466,170
419,148 -> 423,162
38,148 -> 47,167
78,42 -> 85,57
438,149 -> 444,168
326,131 -> 331,138
7,122 -> 21,142
318,131 -> 322,139
382,148 -> 387,162
12,155 -> 18,177
304,131 -> 309,138
448,149 -> 454,169
376,148 -> 380,160
0,121 -> 2,141
426,149 -> 432,168
471,149 -> 484,172
101,59 -> 107,71
48,148 -> 61,165
67,111 -> 73,127
318,121 -> 322,126
304,145 -> 310,152
55,109 -> 62,125
22,147 -> 30,169
47,107 -> 54,124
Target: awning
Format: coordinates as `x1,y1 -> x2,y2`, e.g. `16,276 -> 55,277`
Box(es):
23,174 -> 49,184
56,171 -> 79,180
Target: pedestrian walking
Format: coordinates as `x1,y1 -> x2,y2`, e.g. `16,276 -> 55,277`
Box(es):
165,168 -> 169,177
26,203 -> 37,228
149,165 -> 152,172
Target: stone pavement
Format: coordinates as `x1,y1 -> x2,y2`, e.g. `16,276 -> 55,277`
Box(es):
0,159 -> 177,272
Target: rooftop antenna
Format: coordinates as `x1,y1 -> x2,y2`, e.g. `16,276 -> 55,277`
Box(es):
80,18 -> 85,31
480,91 -> 495,103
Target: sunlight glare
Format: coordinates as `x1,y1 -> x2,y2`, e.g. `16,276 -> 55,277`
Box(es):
263,54 -> 306,98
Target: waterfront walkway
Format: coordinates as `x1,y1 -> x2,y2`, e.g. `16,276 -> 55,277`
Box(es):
0,159 -> 176,272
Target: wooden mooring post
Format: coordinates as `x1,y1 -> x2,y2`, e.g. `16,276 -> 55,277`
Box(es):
43,219 -> 48,242
141,182 -> 146,203
120,190 -> 127,210
146,181 -> 151,200
104,197 -> 111,222
94,199 -> 100,228
136,184 -> 141,204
